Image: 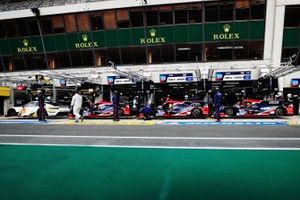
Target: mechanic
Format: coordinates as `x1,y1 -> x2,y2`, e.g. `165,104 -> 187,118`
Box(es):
71,90 -> 83,123
37,89 -> 47,121
292,94 -> 299,115
213,88 -> 223,122
184,95 -> 189,101
132,96 -> 139,115
112,90 -> 120,121
140,104 -> 152,120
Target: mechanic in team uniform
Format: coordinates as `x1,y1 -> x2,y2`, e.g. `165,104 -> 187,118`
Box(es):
37,89 -> 46,121
71,90 -> 83,123
112,90 -> 120,121
213,88 -> 223,122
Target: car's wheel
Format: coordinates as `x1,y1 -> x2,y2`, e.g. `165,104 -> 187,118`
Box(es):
192,109 -> 202,118
7,109 -> 17,116
225,107 -> 235,117
118,109 -> 124,116
275,108 -> 284,117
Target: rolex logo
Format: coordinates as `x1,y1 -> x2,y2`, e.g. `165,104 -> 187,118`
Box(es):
82,34 -> 88,42
75,34 -> 99,49
213,24 -> 239,40
223,24 -> 231,33
17,39 -> 37,53
140,28 -> 166,44
149,29 -> 156,37
23,39 -> 29,47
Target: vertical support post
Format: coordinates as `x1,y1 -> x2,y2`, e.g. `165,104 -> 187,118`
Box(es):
33,9 -> 49,69
52,81 -> 57,103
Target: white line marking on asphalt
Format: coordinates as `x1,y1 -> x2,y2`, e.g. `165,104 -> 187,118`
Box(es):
1,142 -> 300,150
1,134 -> 300,141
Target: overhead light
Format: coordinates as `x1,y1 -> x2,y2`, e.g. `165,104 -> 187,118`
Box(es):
225,82 -> 239,85
217,46 -> 244,50
177,48 -> 191,51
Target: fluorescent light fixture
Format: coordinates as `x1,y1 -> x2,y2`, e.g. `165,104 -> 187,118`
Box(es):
217,46 -> 244,50
225,82 -> 239,85
177,47 -> 191,51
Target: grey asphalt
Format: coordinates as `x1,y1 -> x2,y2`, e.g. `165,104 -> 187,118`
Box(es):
1,123 -> 300,148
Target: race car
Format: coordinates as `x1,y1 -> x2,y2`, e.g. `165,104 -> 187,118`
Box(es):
222,99 -> 293,117
83,101 -> 131,118
6,101 -> 69,117
157,100 -> 209,118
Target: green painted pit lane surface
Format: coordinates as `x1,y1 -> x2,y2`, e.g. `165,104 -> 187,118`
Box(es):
0,145 -> 300,200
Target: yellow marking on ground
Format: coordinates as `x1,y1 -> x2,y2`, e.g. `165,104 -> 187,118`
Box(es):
65,120 -> 155,126
288,121 -> 300,126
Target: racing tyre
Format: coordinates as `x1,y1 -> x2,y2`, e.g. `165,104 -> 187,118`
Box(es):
7,109 -> 17,117
192,109 -> 202,118
225,107 -> 235,117
118,109 -> 124,116
275,108 -> 284,117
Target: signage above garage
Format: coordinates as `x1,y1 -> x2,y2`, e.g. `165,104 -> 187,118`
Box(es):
215,71 -> 251,81
159,73 -> 194,83
107,76 -> 135,85
291,79 -> 300,87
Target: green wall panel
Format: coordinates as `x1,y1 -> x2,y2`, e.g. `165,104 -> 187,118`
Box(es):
204,23 -> 218,42
72,32 -> 99,50
189,24 -> 203,42
174,25 -> 189,43
234,22 -> 249,40
159,26 -> 174,44
105,30 -> 118,47
67,32 -> 80,50
204,21 -> 264,41
44,36 -> 56,52
54,34 -> 68,51
0,40 -> 12,55
7,39 -> 20,54
0,21 -> 266,55
131,28 -> 145,45
283,28 -> 300,48
8,37 -> 43,54
249,21 -> 265,40
92,31 -> 105,48
118,29 -> 132,46
140,27 -> 167,45
30,36 -> 43,52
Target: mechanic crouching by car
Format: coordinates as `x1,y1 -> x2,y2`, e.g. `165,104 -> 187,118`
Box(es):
140,103 -> 156,120
37,89 -> 47,121
213,88 -> 223,122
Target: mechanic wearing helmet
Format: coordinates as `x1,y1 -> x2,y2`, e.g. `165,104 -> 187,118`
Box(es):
184,95 -> 189,101
275,92 -> 283,101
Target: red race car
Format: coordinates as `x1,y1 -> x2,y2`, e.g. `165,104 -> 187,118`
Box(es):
221,99 -> 293,117
84,101 -> 131,118
157,100 -> 209,118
